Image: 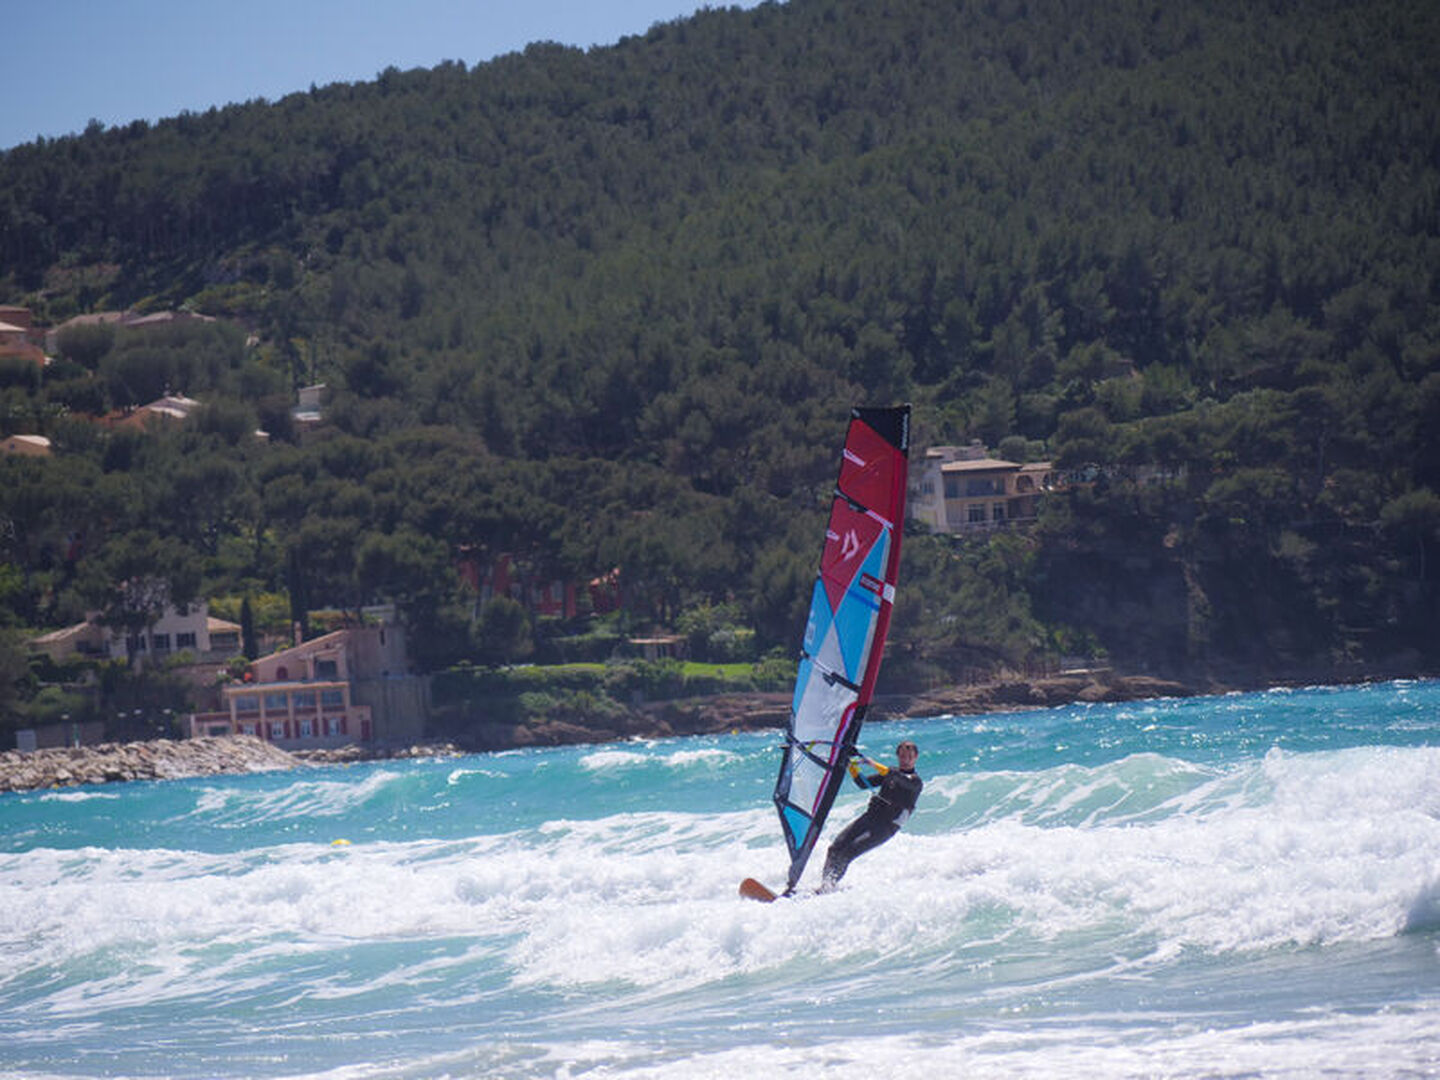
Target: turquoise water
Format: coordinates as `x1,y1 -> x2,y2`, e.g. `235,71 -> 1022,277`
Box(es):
2,680 -> 1439,1078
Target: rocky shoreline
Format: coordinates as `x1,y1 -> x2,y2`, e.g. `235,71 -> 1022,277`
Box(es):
0,670 -> 1358,795
0,735 -> 301,794
0,735 -> 472,794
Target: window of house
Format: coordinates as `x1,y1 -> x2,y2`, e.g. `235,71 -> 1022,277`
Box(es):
176,632 -> 197,649
321,689 -> 344,708
944,477 -> 961,499
127,635 -> 147,654
241,723 -> 256,736
269,720 -> 285,740
235,695 -> 259,714
264,692 -> 288,712
315,659 -> 338,679
299,718 -> 313,738
151,633 -> 171,652
968,505 -> 987,523
326,716 -> 342,736
992,503 -> 1006,521
294,690 -> 316,710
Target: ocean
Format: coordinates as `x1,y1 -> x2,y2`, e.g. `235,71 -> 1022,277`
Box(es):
2,679 -> 1439,1079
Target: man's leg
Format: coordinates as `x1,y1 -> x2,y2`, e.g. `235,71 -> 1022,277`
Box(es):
821,814 -> 895,890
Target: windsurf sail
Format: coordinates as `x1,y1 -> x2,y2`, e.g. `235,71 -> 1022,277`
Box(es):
772,404 -> 910,893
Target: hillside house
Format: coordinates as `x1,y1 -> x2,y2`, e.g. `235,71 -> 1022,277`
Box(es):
45,309 -> 215,352
0,306 -> 46,368
101,393 -> 202,431
291,383 -> 327,435
29,603 -> 242,665
0,434 -> 52,457
912,442 -> 1059,534
459,551 -> 582,619
0,305 -> 35,333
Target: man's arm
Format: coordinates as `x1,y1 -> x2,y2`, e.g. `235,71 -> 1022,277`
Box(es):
847,753 -> 888,788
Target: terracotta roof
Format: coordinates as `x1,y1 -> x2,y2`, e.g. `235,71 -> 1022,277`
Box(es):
0,340 -> 47,365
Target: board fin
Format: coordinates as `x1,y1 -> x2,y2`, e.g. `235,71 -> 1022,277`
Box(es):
739,877 -> 780,903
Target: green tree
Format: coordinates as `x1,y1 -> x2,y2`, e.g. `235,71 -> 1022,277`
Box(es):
0,629 -> 31,737
473,596 -> 533,666
1380,488 -> 1440,583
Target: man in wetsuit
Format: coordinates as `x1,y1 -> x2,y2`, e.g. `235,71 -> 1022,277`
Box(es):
820,740 -> 922,891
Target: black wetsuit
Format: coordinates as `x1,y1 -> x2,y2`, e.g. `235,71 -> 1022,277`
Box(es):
821,763 -> 923,888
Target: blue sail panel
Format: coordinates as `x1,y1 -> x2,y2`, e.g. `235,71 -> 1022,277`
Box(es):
832,535 -> 891,681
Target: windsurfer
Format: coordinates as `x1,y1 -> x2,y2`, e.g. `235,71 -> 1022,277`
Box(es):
819,740 -> 922,891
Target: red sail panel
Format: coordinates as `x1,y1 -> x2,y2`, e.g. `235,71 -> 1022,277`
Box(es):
818,497 -> 887,614
838,419 -> 906,526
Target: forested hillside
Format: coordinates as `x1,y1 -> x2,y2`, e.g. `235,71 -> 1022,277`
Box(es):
2,0 -> 1437,717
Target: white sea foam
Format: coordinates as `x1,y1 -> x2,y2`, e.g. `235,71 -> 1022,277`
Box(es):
466,1007 -> 1440,1080
579,746 -> 738,772
256,1000 -> 1440,1080
662,747 -> 738,768
36,790 -> 120,803
188,768 -> 408,822
579,748 -> 650,770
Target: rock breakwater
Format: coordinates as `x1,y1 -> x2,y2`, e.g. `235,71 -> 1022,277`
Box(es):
0,735 -> 302,794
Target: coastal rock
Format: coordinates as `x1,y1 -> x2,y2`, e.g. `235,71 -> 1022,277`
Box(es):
0,736 -> 302,794
877,672 -> 1194,719
292,742 -> 462,764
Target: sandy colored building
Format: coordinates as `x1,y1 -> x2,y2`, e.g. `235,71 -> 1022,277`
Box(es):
911,442 -> 1059,533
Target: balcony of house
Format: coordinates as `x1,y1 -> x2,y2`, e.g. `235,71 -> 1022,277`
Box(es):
188,680 -> 373,749
943,498 -> 1042,533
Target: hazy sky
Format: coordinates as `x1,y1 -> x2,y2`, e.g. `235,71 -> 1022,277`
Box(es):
1,0 -> 767,150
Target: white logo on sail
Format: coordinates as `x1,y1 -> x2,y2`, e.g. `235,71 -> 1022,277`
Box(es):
840,528 -> 861,562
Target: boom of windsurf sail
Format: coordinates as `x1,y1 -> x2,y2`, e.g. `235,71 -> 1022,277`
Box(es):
772,405 -> 910,893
